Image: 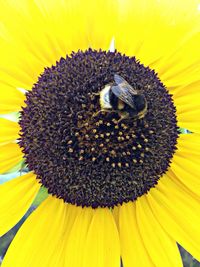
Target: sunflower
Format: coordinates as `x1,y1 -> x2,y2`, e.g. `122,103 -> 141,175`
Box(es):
0,0 -> 200,266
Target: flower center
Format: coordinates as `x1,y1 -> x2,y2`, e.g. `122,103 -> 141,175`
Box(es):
19,49 -> 179,208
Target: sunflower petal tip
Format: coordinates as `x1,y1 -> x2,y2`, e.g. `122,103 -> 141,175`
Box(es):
108,37 -> 115,52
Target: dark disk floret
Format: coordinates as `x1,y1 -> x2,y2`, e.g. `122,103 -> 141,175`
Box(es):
19,49 -> 179,208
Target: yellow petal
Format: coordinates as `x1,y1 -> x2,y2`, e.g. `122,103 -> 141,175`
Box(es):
0,85 -> 25,114
64,206 -> 94,267
82,0 -> 118,50
112,205 -> 120,230
119,202 -> 154,267
175,133 -> 200,164
173,87 -> 200,133
171,161 -> 200,200
0,172 -> 40,237
115,0 -> 200,68
57,206 -> 120,267
177,114 -> 200,134
136,196 -> 183,267
0,118 -> 20,144
159,31 -> 200,88
82,208 -> 120,267
172,80 -> 200,100
147,173 -> 200,262
0,2 -> 60,89
115,0 -> 200,105
0,0 -> 117,89
64,207 -> 120,267
170,133 -> 200,198
1,195 -> 71,267
0,143 -> 23,173
48,204 -> 83,267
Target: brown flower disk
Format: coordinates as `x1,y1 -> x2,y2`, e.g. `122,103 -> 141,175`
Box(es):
19,49 -> 179,208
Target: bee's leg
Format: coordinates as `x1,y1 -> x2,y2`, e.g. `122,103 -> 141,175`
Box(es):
92,109 -> 105,118
89,92 -> 100,98
116,113 -> 128,124
116,117 -> 125,124
138,113 -> 145,120
92,92 -> 100,96
92,109 -> 116,118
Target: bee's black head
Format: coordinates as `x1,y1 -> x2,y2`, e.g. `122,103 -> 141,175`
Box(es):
134,95 -> 147,112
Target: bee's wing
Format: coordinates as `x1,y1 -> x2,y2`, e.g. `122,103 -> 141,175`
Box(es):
114,74 -> 138,95
111,85 -> 135,108
114,74 -> 127,85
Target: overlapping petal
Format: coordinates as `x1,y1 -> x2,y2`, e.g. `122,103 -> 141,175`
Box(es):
0,118 -> 20,144
64,207 -> 120,267
170,133 -> 200,198
117,202 -> 155,267
0,172 -> 40,237
0,143 -> 23,173
2,196 -> 66,267
136,196 -> 183,267
0,0 -> 118,90
173,88 -> 200,133
0,85 -> 25,114
147,173 -> 200,262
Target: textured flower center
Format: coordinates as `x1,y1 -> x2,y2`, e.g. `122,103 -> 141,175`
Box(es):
19,49 -> 179,208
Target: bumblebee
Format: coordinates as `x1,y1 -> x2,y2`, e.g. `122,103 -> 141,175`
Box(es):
98,74 -> 147,122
